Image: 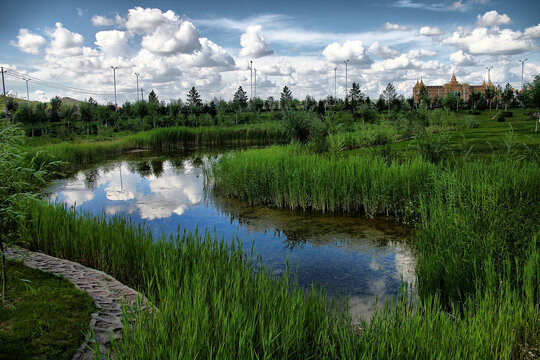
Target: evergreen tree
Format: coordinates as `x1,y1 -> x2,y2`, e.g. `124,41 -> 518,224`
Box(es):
418,84 -> 429,105
186,87 -> 202,107
349,82 -> 364,110
50,96 -> 62,122
280,86 -> 293,109
148,90 -> 159,103
382,83 -> 397,113
233,86 -> 248,111
502,83 -> 514,110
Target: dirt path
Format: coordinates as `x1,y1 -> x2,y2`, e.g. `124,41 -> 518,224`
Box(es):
5,246 -> 145,360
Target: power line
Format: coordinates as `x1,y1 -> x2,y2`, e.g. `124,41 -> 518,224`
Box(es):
3,67 -> 138,96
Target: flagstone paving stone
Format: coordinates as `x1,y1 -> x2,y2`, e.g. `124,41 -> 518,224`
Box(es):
5,246 -> 146,360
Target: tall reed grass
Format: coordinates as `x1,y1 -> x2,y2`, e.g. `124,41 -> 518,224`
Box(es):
17,200 -> 540,358
28,124 -> 287,168
210,146 -> 540,304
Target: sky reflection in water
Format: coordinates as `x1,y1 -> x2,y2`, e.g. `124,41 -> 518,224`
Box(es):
46,152 -> 416,321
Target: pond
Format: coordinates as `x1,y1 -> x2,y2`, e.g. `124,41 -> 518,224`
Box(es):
44,148 -> 416,321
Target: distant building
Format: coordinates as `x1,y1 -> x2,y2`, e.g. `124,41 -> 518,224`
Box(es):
413,72 -> 493,102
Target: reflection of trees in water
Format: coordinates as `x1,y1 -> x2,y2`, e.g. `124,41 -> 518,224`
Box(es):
151,160 -> 164,178
83,169 -> 99,189
276,229 -> 308,250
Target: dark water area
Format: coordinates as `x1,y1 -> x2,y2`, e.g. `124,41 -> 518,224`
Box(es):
44,149 -> 416,320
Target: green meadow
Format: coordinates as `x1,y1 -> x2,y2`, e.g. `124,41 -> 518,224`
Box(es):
1,95 -> 539,358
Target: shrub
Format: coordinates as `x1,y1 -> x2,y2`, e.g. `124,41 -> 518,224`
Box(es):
502,111 -> 513,117
497,116 -> 506,122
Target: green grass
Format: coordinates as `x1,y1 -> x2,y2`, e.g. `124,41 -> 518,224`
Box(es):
15,197 -> 540,359
26,123 -> 287,170
210,146 -> 540,303
0,259 -> 95,360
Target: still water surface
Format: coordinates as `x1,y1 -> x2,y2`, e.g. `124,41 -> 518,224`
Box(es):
45,149 -> 416,320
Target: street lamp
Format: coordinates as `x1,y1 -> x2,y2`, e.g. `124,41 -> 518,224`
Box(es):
134,73 -> 140,102
111,66 -> 118,110
22,78 -> 30,107
334,67 -> 337,99
250,60 -> 253,100
519,59 -> 528,90
254,68 -> 257,98
344,59 -> 349,100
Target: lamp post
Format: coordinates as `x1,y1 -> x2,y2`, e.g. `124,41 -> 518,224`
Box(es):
518,59 -> 528,90
22,78 -> 30,107
343,59 -> 349,100
334,67 -> 337,99
111,66 -> 118,110
254,68 -> 257,98
250,60 -> 253,100
135,73 -> 140,102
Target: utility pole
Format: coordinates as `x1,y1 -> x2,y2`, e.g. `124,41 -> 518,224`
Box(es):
135,73 -> 140,102
140,87 -> 144,101
334,67 -> 337,99
111,66 -> 118,110
1,67 -> 5,98
486,66 -> 494,110
254,68 -> 257,98
344,59 -> 349,100
250,60 -> 253,100
518,59 -> 528,90
486,66 -> 493,86
22,78 -> 30,107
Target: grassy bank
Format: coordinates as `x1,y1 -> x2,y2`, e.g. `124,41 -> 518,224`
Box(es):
15,196 -> 540,358
210,145 -> 540,304
28,123 -> 287,168
0,259 -> 94,360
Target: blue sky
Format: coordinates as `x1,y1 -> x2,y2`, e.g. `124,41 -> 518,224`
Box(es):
2,0 -> 539,103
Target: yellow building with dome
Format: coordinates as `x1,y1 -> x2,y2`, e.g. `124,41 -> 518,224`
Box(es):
413,73 -> 493,102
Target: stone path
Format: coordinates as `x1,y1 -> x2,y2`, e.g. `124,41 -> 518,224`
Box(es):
5,246 -> 145,360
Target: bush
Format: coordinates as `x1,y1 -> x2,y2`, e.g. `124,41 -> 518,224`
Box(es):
468,110 -> 481,115
464,116 -> 480,129
502,111 -> 513,117
416,133 -> 451,163
497,116 -> 506,122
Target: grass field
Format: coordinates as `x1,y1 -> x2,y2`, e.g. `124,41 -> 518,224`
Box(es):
0,260 -> 94,360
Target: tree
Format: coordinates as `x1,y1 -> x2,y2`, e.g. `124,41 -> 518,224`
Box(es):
469,90 -> 481,110
186,87 -> 202,108
148,90 -> 159,103
266,96 -> 276,112
233,86 -> 248,111
5,96 -> 18,113
349,82 -> 364,110
50,96 -> 62,122
502,83 -> 514,111
79,101 -> 94,135
418,84 -> 429,105
280,86 -> 293,109
303,95 -> 317,111
382,83 -> 397,113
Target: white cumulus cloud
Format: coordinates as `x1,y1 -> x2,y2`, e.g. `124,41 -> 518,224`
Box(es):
449,50 -> 476,66
368,42 -> 400,59
443,27 -> 535,55
94,30 -> 130,58
10,28 -> 46,55
46,22 -> 84,56
92,15 -> 115,26
524,24 -> 540,38
407,49 -> 437,58
476,10 -> 512,27
383,22 -> 411,31
239,25 -> 274,58
419,26 -> 442,36
322,40 -> 373,67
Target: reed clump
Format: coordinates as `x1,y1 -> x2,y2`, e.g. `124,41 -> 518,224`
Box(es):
28,124 -> 287,169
